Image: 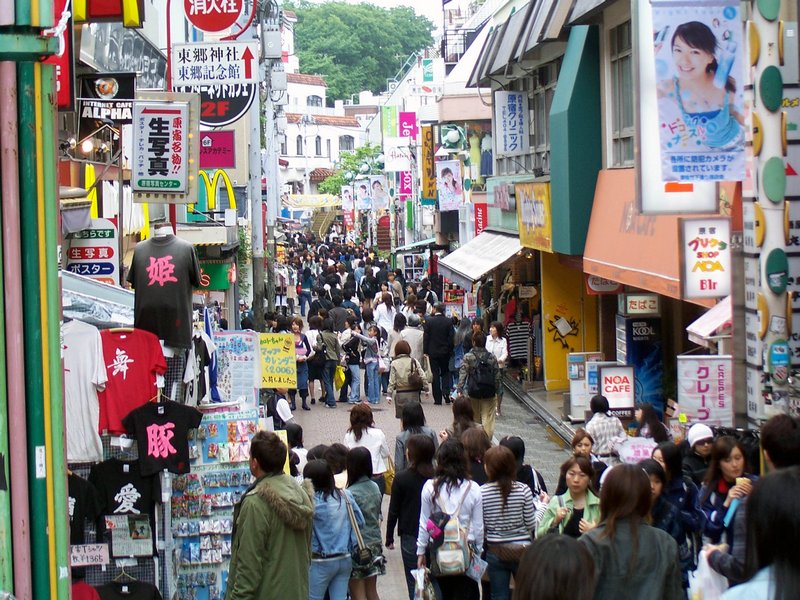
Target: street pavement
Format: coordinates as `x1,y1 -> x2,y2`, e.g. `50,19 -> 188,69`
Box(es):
293,388 -> 570,600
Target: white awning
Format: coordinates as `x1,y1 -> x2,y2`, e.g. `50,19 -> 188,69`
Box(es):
437,230 -> 521,289
686,295 -> 732,347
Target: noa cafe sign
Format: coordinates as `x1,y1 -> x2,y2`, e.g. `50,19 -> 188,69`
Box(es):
599,365 -> 635,419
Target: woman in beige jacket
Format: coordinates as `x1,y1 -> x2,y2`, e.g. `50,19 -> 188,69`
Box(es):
387,341 -> 430,418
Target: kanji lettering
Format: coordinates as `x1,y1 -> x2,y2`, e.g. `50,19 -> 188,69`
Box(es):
146,422 -> 177,459
113,483 -> 142,514
108,348 -> 135,379
146,255 -> 178,287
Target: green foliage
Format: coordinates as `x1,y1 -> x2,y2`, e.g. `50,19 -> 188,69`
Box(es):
317,143 -> 383,195
237,226 -> 252,298
283,1 -> 434,101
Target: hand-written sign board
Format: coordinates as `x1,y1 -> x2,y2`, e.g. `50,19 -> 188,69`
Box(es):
259,333 -> 297,388
70,543 -> 109,567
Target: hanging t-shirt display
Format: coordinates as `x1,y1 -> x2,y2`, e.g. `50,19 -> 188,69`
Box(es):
96,581 -> 163,600
127,235 -> 201,349
68,473 -> 102,545
63,320 -> 108,462
98,329 -> 167,435
184,331 -> 218,406
122,401 -> 204,476
506,319 -> 532,362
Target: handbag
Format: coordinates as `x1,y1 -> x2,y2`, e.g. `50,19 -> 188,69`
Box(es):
487,542 -> 530,563
343,492 -> 373,567
334,365 -> 346,390
407,358 -> 425,391
384,455 -> 395,495
430,487 -> 472,577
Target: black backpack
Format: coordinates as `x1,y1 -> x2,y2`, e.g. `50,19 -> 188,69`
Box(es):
267,393 -> 287,430
467,353 -> 497,399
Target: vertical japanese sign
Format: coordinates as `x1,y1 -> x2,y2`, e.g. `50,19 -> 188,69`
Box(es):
681,217 -> 731,298
381,106 -> 398,138
516,182 -> 553,252
474,203 -> 488,236
651,1 -> 745,182
65,218 -> 119,285
341,185 -> 355,231
436,160 -> 463,211
677,355 -> 733,426
399,111 -> 418,140
421,125 -> 436,200
494,91 -> 529,157
398,170 -> 413,198
132,101 -> 189,193
259,333 -> 298,388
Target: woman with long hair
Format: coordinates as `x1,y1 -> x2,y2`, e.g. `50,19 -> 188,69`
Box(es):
387,313 -> 407,359
344,404 -> 389,495
300,266 -> 315,317
537,456 -> 599,538
481,446 -> 536,600
416,440 -> 483,600
500,435 -> 548,499
555,429 -> 607,495
304,459 -> 364,600
462,427 -> 492,485
305,315 -> 325,405
635,403 -> 671,443
723,467 -> 800,599
700,436 -> 757,547
441,397 -> 481,443
387,435 -> 438,600
394,402 -> 438,471
289,317 -> 312,411
514,535 -> 596,600
401,294 -> 417,319
373,292 -> 397,338
579,464 -> 684,599
485,321 -> 508,416
346,447 -> 385,600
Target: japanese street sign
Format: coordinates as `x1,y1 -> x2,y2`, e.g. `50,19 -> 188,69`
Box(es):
78,73 -> 136,141
133,92 -> 200,204
681,217 -> 732,299
599,365 -> 635,419
199,131 -> 235,169
173,83 -> 256,128
172,41 -> 259,88
133,101 -> 189,192
183,0 -> 244,33
65,218 -> 119,285
677,355 -> 733,426
494,91 -> 529,157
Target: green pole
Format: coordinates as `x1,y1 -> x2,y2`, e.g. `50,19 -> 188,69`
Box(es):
17,60 -> 49,600
14,0 -> 31,26
40,63 -> 69,600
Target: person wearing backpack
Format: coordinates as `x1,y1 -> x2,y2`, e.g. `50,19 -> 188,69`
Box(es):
456,331 -> 501,440
416,440 -> 483,600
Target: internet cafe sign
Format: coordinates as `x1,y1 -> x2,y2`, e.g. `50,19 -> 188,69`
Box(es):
599,365 -> 636,419
681,217 -> 731,299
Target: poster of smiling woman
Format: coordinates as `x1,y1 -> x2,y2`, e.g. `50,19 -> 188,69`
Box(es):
652,0 -> 745,182
436,160 -> 463,211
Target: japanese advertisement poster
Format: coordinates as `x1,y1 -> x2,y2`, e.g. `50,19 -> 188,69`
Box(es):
259,333 -> 297,389
355,180 -> 372,211
132,100 -> 189,193
516,182 -> 553,252
677,355 -> 733,426
436,160 -> 463,212
681,217 -> 731,298
651,0 -> 745,181
368,175 -> 391,211
494,91 -> 529,158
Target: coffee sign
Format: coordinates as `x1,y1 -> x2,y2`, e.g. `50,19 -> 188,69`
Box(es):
599,365 -> 635,419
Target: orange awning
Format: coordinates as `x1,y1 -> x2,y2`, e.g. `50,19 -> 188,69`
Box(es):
583,169 -> 714,305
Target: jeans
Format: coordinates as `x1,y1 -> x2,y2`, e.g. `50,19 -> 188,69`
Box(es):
300,291 -> 313,316
348,364 -> 361,403
366,361 -> 380,404
309,556 -> 352,600
428,354 -> 451,404
485,550 -> 518,600
400,535 -> 442,600
381,371 -> 389,394
322,360 -> 337,407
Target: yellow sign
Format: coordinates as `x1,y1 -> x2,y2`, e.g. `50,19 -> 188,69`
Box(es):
194,169 -> 237,211
259,333 -> 297,388
517,182 -> 552,252
421,125 -> 437,199
284,194 -> 340,208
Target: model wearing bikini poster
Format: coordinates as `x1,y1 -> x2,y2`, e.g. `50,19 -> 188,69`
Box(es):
653,2 -> 744,182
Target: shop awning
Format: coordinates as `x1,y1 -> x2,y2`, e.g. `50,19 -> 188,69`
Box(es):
583,169 -> 714,305
437,229 -> 521,289
396,238 -> 435,253
686,295 -> 732,347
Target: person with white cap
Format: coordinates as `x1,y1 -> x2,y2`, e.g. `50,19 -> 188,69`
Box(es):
683,423 -> 714,487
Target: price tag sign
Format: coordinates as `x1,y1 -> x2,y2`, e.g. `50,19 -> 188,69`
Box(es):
70,543 -> 110,567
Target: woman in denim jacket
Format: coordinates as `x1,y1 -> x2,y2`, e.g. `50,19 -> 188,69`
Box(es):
304,460 -> 364,600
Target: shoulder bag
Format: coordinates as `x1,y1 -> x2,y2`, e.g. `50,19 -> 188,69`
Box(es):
343,492 -> 373,567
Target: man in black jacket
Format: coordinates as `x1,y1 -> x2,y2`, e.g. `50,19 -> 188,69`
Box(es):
423,303 -> 454,405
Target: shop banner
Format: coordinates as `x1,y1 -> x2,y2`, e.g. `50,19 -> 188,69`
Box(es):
198,262 -> 231,291
369,175 -> 391,210
677,355 -> 733,426
494,91 -> 529,157
398,171 -> 413,198
259,333 -> 297,388
474,203 -> 488,236
284,194 -> 340,208
78,73 -> 136,140
681,217 -> 731,298
618,437 -> 658,464
381,105 -> 398,138
406,200 -> 414,229
651,0 -> 745,182
436,160 -> 463,212
213,331 -> 259,406
199,131 -> 235,169
599,365 -> 636,419
341,185 -> 354,211
517,182 -> 552,252
132,100 -> 189,192
421,125 -> 436,200
354,182 -> 372,212
399,111 -> 418,140
65,218 -> 119,285
383,137 -> 412,172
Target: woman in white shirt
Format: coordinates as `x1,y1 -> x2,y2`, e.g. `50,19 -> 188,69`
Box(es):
343,403 -> 390,494
485,321 -> 509,416
416,440 -> 483,600
373,292 -> 397,336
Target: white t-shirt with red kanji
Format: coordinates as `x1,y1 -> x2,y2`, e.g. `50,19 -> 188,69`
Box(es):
98,329 -> 167,435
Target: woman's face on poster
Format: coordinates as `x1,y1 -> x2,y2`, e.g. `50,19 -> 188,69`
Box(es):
672,37 -> 714,80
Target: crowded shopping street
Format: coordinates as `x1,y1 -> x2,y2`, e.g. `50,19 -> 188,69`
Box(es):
0,0 -> 798,598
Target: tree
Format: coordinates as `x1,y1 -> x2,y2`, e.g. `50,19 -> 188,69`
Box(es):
317,143 -> 383,195
283,1 -> 434,102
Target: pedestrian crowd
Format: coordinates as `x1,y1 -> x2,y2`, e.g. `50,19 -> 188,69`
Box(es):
224,231 -> 800,600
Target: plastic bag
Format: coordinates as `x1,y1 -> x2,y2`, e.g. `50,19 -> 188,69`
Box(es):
688,552 -> 728,600
466,552 -> 488,582
411,568 -> 436,600
334,365 -> 346,390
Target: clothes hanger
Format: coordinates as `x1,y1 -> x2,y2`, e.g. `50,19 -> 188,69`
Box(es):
113,564 -> 136,583
109,327 -> 135,333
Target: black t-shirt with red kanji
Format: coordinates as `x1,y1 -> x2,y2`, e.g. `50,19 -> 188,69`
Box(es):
122,401 -> 203,476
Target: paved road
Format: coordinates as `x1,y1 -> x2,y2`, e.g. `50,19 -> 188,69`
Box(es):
293,388 -> 570,600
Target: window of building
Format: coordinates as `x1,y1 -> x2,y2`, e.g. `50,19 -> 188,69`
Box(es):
296,134 -> 303,156
280,134 -> 287,155
307,95 -> 323,107
339,135 -> 355,152
315,136 -> 322,156
326,139 -> 331,158
610,20 -> 634,166
531,62 -> 558,154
